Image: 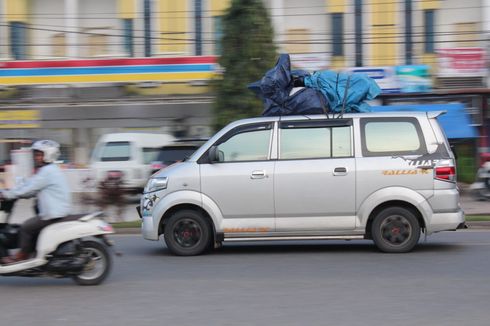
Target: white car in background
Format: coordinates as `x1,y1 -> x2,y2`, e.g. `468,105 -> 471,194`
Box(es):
90,133 -> 175,194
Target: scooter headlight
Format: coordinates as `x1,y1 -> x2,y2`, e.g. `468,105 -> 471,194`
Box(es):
144,176 -> 168,193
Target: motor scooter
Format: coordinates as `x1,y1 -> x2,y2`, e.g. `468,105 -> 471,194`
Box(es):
469,162 -> 490,200
0,199 -> 115,285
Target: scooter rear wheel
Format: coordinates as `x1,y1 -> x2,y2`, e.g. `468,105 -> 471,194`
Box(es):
72,240 -> 112,286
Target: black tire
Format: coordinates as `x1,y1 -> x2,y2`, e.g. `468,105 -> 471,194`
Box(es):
163,209 -> 211,256
72,240 -> 112,286
371,207 -> 420,253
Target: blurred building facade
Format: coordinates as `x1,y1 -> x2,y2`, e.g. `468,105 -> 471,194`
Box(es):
0,0 -> 488,166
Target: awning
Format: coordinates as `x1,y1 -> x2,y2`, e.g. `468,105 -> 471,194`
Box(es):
371,103 -> 479,139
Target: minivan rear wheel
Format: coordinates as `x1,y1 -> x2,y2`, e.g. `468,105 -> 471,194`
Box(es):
164,210 -> 211,256
371,207 -> 420,253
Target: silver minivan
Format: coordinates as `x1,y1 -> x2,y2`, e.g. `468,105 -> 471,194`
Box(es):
139,111 -> 465,255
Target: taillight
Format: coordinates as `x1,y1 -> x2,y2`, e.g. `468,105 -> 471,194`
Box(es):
151,163 -> 163,170
98,222 -> 114,233
435,166 -> 456,182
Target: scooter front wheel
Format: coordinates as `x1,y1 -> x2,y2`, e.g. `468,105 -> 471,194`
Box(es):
72,240 -> 112,286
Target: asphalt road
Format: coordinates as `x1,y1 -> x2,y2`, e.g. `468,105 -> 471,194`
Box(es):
0,231 -> 489,326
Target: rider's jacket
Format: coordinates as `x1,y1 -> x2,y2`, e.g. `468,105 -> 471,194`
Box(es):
1,163 -> 71,220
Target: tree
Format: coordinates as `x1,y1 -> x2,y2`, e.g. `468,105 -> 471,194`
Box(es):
213,0 -> 277,131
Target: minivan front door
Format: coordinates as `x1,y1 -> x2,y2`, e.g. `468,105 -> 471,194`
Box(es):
274,120 -> 356,232
200,122 -> 275,235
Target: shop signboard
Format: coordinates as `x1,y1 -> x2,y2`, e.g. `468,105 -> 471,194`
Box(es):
344,67 -> 400,93
0,57 -> 217,86
345,65 -> 433,93
395,65 -> 432,93
0,110 -> 40,128
437,47 -> 486,77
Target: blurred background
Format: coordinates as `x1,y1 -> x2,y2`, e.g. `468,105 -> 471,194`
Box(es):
0,0 -> 488,187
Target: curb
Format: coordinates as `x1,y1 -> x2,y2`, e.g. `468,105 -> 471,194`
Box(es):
465,221 -> 490,230
114,227 -> 140,235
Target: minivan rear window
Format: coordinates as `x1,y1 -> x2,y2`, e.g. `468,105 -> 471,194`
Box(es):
100,141 -> 131,161
361,118 -> 426,156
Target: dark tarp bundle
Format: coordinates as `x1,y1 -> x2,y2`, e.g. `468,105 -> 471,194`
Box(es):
249,53 -> 381,116
248,54 -> 326,116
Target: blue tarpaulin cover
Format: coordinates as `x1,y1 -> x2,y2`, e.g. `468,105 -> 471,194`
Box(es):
250,54 -> 381,116
371,103 -> 479,139
304,71 -> 381,113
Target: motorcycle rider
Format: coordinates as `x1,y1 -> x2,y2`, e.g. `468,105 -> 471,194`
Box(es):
0,140 -> 71,264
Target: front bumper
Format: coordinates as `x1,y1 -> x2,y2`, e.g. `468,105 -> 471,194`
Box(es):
121,186 -> 144,195
141,216 -> 159,241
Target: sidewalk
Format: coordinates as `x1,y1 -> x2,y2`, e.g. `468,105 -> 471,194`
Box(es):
458,183 -> 490,215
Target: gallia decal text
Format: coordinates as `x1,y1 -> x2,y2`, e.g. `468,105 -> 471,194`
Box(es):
382,169 -> 431,175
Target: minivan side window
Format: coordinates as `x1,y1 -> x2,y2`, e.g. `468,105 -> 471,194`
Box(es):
361,118 -> 426,157
280,125 -> 352,159
215,124 -> 272,162
100,141 -> 131,161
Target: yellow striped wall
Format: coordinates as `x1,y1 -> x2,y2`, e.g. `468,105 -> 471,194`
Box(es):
419,0 -> 440,10
5,0 -> 31,58
211,0 -> 231,14
326,0 -> 345,14
420,0 -> 439,73
326,0 -> 345,69
117,0 -> 136,19
158,0 -> 187,54
370,0 -> 398,66
5,0 -> 29,22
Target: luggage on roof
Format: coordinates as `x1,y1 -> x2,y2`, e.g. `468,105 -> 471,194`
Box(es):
249,54 -> 381,116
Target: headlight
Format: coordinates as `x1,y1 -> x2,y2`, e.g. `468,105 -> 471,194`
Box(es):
144,177 -> 168,193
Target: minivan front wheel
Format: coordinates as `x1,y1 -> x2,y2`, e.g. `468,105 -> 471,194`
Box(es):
371,207 -> 420,253
164,210 -> 211,256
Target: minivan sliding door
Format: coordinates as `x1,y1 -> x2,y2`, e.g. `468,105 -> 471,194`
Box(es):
274,119 -> 356,232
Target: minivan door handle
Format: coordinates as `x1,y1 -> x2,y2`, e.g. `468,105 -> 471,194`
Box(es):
251,170 -> 266,179
333,167 -> 347,176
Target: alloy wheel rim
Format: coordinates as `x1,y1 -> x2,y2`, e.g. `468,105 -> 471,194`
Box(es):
380,215 -> 412,246
173,219 -> 202,248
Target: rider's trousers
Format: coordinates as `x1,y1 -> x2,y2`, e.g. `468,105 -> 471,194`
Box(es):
19,217 -> 61,254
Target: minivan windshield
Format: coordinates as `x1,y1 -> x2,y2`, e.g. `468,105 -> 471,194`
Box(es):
100,141 -> 131,161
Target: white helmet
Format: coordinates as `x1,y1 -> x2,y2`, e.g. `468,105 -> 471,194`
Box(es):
31,140 -> 60,163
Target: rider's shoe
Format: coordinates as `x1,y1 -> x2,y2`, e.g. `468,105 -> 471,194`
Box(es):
1,251 -> 29,265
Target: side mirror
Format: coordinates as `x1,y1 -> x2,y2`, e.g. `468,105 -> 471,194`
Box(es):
208,146 -> 219,163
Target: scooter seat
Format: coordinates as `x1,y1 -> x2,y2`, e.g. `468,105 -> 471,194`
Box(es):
59,214 -> 88,222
